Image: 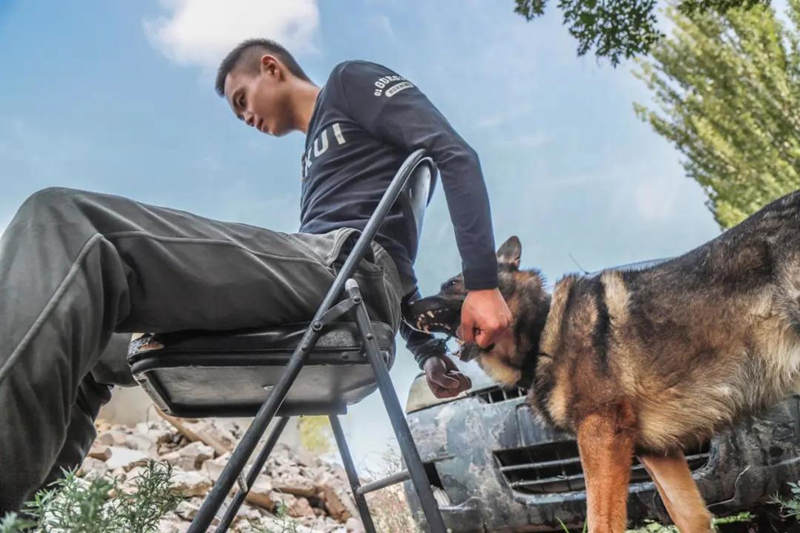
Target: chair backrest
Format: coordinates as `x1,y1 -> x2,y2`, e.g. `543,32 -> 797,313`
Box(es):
399,157 -> 437,242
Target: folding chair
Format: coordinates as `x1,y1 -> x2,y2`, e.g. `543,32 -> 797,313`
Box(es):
128,149 -> 447,532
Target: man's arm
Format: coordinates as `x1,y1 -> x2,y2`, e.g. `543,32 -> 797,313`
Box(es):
400,319 -> 447,368
335,61 -> 498,290
400,288 -> 472,397
400,318 -> 472,398
336,61 -> 510,391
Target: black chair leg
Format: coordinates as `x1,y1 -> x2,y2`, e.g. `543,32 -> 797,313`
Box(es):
345,279 -> 447,533
214,416 -> 291,533
188,328 -> 321,531
329,414 -> 378,533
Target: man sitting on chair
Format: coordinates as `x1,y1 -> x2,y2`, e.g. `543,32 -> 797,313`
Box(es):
0,39 -> 511,513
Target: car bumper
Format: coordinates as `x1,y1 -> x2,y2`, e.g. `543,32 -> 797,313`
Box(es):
404,391 -> 800,532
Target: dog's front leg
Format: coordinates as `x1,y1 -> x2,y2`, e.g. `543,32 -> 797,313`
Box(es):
576,405 -> 636,533
638,451 -> 712,532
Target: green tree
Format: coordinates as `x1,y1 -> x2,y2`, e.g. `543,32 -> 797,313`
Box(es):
633,0 -> 800,227
298,415 -> 332,454
513,0 -> 765,65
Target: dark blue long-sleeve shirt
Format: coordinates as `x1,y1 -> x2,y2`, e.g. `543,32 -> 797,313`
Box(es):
300,60 -> 497,366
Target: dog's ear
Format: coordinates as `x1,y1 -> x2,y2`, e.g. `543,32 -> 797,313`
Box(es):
497,236 -> 521,269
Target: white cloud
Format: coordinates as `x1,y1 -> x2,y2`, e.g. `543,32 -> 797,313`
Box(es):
144,0 -> 320,70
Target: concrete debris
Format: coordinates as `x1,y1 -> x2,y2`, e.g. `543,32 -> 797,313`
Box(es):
170,470 -> 213,497
87,443 -> 112,461
80,416 -> 369,532
161,440 -> 214,471
77,456 -> 108,480
104,446 -> 150,471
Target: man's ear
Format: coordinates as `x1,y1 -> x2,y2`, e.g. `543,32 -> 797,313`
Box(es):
259,54 -> 281,78
497,236 -> 521,269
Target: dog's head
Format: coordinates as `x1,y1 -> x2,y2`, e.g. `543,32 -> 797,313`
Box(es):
405,236 -> 550,387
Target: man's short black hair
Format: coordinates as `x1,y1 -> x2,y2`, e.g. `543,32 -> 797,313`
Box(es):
215,39 -> 310,96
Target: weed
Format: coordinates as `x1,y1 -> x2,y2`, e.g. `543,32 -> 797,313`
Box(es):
361,443 -> 422,533
714,511 -> 754,525
769,481 -> 800,520
0,513 -> 34,533
0,460 -> 179,533
557,517 -> 588,532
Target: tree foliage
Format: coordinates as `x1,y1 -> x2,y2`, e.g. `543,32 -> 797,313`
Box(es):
634,0 -> 800,227
298,415 -> 332,454
514,0 -> 767,65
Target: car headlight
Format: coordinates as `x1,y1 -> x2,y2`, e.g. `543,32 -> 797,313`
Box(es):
405,372 -> 470,414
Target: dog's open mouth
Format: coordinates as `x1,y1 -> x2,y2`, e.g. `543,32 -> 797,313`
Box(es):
403,294 -> 490,362
404,295 -> 461,335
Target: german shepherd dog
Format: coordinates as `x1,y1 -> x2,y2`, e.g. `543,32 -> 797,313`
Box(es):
407,190 -> 800,532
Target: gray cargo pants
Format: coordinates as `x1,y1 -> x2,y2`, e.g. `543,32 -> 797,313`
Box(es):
0,187 -> 403,512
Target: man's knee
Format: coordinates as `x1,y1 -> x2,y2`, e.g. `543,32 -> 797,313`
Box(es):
16,187 -> 84,219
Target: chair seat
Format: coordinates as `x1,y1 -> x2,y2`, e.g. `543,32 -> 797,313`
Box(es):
128,321 -> 395,417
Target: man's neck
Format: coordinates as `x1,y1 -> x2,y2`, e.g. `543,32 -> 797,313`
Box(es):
291,81 -> 321,134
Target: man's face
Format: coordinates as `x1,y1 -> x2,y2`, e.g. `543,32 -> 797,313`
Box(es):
223,57 -> 293,136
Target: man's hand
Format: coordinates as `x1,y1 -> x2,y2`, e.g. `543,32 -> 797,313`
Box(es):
423,355 -> 472,398
458,288 -> 512,348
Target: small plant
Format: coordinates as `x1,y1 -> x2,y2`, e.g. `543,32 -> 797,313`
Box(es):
362,443 -> 422,533
21,469 -> 117,533
0,513 -> 35,533
769,481 -> 800,520
557,517 -> 587,532
115,461 -> 182,532
249,499 -> 300,533
625,521 -> 678,533
713,511 -> 754,525
271,501 -> 299,533
0,460 -> 180,533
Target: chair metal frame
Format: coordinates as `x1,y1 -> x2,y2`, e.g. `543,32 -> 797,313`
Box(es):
162,149 -> 448,532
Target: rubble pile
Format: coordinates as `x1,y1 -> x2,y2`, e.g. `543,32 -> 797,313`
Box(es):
81,415 -> 367,533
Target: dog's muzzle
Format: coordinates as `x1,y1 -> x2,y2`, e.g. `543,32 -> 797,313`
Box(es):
454,340 -> 495,362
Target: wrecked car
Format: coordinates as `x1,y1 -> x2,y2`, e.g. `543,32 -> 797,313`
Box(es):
402,346 -> 800,532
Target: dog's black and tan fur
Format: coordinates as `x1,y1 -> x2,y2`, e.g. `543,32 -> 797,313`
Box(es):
409,190 -> 800,532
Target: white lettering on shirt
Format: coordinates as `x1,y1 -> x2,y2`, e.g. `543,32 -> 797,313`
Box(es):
332,123 -> 346,145
373,75 -> 414,97
314,129 -> 329,157
385,81 -> 413,97
303,122 -> 348,179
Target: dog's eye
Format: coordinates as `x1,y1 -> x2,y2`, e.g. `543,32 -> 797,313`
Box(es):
442,279 -> 458,291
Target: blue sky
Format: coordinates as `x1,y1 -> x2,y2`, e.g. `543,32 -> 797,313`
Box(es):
0,1 -> 720,464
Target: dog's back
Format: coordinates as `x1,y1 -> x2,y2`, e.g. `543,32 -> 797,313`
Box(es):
536,189 -> 800,451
